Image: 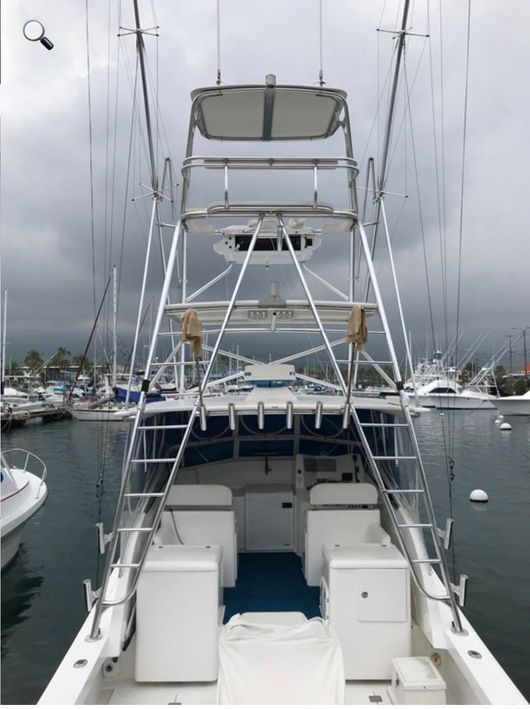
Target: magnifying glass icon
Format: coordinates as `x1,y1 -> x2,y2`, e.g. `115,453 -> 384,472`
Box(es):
23,20 -> 54,50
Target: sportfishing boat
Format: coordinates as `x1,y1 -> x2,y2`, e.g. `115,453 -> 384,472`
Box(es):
405,359 -> 496,410
39,3 -> 525,706
1,448 -> 48,569
493,389 -> 530,416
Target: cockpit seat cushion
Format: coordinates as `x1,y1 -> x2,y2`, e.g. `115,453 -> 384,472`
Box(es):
309,482 -> 377,506
166,483 -> 232,507
304,508 -> 390,585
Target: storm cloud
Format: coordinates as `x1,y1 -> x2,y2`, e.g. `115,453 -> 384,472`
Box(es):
2,1 -> 529,372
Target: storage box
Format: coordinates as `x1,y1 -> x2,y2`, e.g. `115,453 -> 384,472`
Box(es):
387,656 -> 446,704
135,544 -> 221,682
322,543 -> 411,679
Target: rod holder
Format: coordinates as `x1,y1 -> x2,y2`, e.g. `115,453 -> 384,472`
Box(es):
257,401 -> 265,430
83,579 -> 100,613
437,518 -> 454,550
96,522 -> 113,555
286,401 -> 293,429
199,405 -> 207,431
228,403 -> 236,431
315,400 -> 323,429
450,574 -> 469,607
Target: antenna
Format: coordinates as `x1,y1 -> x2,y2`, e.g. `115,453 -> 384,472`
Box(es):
318,0 -> 325,86
216,0 -> 222,85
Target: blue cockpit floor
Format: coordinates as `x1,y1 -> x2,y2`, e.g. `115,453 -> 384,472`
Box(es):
223,552 -> 320,622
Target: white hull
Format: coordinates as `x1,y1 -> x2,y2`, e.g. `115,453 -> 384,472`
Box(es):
1,467 -> 48,570
417,393 -> 495,410
70,405 -> 133,422
39,521 -> 526,706
493,396 -> 530,416
1,526 -> 24,569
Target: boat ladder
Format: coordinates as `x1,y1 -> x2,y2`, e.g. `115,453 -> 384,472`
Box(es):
347,403 -> 467,626
85,396 -> 204,637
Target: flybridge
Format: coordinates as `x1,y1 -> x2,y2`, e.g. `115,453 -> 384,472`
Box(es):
180,75 -> 359,227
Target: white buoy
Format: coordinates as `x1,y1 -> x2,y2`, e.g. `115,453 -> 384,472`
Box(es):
469,489 -> 488,503
494,418 -> 501,425
500,422 -> 512,431
498,414 -> 504,420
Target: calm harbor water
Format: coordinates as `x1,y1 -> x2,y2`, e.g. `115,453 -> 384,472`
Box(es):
1,410 -> 529,704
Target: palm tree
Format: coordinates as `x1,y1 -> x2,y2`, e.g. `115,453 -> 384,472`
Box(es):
24,349 -> 44,372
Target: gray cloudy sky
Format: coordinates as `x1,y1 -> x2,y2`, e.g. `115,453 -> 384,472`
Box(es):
1,0 -> 530,372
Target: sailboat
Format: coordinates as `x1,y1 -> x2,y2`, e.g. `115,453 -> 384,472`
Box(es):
39,1 -> 525,705
69,267 -> 135,422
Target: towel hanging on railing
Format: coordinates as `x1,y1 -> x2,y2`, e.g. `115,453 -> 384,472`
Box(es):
346,305 -> 367,351
181,308 -> 203,358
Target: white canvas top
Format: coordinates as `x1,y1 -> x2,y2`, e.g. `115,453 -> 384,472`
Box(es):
190,83 -> 347,141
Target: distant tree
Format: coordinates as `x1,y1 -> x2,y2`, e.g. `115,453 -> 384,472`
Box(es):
495,365 -> 506,381
24,349 -> 44,372
8,360 -> 22,376
459,361 -> 478,384
48,347 -> 71,372
72,354 -> 93,377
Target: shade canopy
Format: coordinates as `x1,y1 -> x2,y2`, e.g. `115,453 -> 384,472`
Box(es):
190,81 -> 348,141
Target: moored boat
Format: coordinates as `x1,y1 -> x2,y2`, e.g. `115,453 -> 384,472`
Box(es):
493,389 -> 530,416
38,1 -> 526,705
1,448 -> 48,569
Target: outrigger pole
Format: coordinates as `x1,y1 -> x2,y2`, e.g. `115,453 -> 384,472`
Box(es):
125,0 -> 179,402
361,0 -> 417,394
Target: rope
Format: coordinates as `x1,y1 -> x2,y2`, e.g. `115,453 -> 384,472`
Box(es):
452,0 -> 472,443
403,57 -> 437,353
181,309 -> 204,407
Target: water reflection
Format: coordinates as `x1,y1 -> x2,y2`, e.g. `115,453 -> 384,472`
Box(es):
1,546 -> 44,659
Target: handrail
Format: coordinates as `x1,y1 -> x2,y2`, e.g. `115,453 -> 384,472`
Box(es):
1,447 -> 48,495
181,155 -> 359,222
182,155 -> 358,170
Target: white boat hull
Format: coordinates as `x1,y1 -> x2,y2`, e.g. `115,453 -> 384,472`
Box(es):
493,397 -> 530,416
70,405 -> 133,422
1,525 -> 24,569
417,394 -> 495,410
1,469 -> 48,569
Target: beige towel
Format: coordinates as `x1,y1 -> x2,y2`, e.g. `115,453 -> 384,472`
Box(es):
347,305 -> 367,351
180,308 -> 202,358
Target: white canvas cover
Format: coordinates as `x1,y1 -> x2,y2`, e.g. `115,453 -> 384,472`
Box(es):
217,615 -> 345,704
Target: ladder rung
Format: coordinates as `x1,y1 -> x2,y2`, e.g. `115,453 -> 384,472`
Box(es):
372,455 -> 417,460
411,558 -> 441,564
124,492 -> 165,498
110,562 -> 141,569
138,424 -> 189,431
131,458 -> 176,464
117,527 -> 155,533
360,423 -> 408,428
397,523 -> 432,528
382,488 -> 424,494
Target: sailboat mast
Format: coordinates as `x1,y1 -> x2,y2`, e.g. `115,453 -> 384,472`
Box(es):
112,265 -> 118,389
1,290 -> 7,393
